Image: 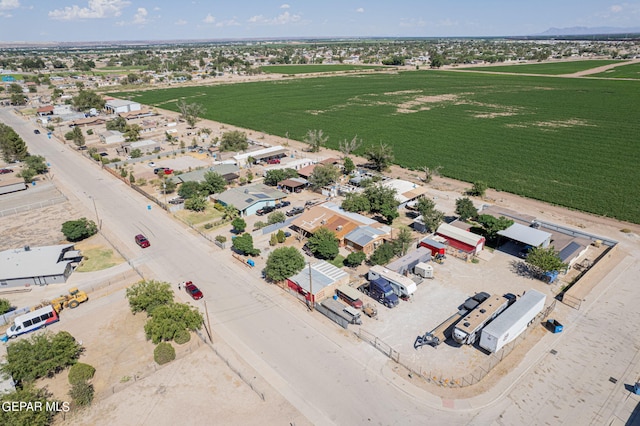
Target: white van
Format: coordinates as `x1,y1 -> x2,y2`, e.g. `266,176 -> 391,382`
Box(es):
5,306 -> 59,339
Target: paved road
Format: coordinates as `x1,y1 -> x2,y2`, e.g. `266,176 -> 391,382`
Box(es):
4,108 -> 640,426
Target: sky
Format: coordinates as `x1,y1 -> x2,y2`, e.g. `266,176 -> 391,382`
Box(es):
0,0 -> 639,43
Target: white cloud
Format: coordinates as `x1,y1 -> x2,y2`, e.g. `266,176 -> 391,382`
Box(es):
248,11 -> 301,25
133,7 -> 147,24
0,0 -> 19,10
610,5 -> 623,13
399,17 -> 426,28
48,0 -> 131,20
280,3 -> 290,8
203,13 -> 215,24
175,18 -> 187,25
216,18 -> 240,27
356,7 -> 364,13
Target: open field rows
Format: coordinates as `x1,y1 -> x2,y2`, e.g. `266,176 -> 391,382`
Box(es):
461,59 -> 622,75
260,64 -> 389,74
110,70 -> 640,224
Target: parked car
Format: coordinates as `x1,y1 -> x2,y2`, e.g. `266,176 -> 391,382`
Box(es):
276,201 -> 291,209
168,197 -> 185,204
267,158 -> 281,164
256,206 -> 276,216
147,162 -> 156,168
33,129 -> 40,134
154,167 -> 173,175
518,246 -> 533,259
0,168 -> 14,174
134,234 -> 150,248
286,207 -> 304,217
184,281 -> 203,300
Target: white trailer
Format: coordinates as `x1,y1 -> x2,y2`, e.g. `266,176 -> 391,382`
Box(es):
414,262 -> 434,279
479,289 -> 546,353
368,265 -> 417,298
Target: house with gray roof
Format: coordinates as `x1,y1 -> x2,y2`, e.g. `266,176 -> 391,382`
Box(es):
170,164 -> 240,185
215,183 -> 287,216
0,244 -> 82,288
286,260 -> 349,304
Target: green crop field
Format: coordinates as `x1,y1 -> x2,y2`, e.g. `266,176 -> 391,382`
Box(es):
110,70 -> 640,224
260,64 -> 388,74
463,60 -> 622,75
591,62 -> 640,79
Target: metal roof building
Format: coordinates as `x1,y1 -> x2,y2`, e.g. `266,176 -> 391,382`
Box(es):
0,244 -> 82,288
498,223 -> 552,248
287,261 -> 349,304
436,222 -> 485,254
215,183 -> 287,216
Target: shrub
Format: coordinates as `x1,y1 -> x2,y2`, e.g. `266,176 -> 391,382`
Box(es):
0,298 -> 12,315
203,223 -> 213,230
61,218 -> 98,242
69,380 -> 94,407
276,229 -> 286,243
213,202 -> 225,211
154,342 -> 176,365
269,233 -> 278,246
86,129 -> 93,135
68,363 -> 95,385
174,329 -> 191,345
254,221 -> 266,230
344,251 -> 366,267
215,235 -> 227,243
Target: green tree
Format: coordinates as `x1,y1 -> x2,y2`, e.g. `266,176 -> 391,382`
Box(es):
177,99 -> 206,128
61,218 -> 98,242
201,171 -> 226,195
276,229 -> 286,243
526,246 -> 568,274
222,204 -> 239,221
394,226 -> 413,256
364,184 -> 399,223
344,251 -> 366,267
8,83 -> 23,94
368,242 -> 395,265
70,126 -> 85,147
154,342 -> 176,365
10,93 -> 26,105
219,130 -> 248,152
0,384 -> 57,426
343,157 -> 355,175
264,168 -> 298,186
267,211 -> 286,224
106,116 -> 127,132
341,193 -> 371,213
364,143 -> 394,171
178,181 -> 203,199
231,217 -> 246,233
69,380 -> 94,407
421,165 -> 443,184
414,197 -> 445,232
269,233 -> 278,246
2,331 -> 82,384
72,90 -> 105,111
265,246 -> 306,281
0,123 -> 29,162
468,181 -> 488,198
24,155 -> 48,174
232,233 -> 260,256
455,197 -> 478,221
161,178 -> 176,194
125,280 -> 174,315
308,164 -> 340,190
303,129 -> 328,152
144,303 -> 204,344
184,195 -> 207,211
68,363 -> 96,385
124,124 -> 141,142
129,148 -> 142,158
19,168 -> 36,183
0,298 -> 12,315
338,135 -> 362,157
477,214 -> 514,242
308,227 -> 339,260
430,54 -> 445,68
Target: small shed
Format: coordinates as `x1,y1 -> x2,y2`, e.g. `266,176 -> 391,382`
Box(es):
419,237 -> 447,256
286,261 -> 349,304
436,222 -> 485,255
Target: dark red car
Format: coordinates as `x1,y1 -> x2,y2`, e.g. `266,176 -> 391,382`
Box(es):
0,168 -> 14,174
135,234 -> 150,248
184,281 -> 203,300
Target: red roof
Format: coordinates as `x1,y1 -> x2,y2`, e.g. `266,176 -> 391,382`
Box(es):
297,164 -> 317,177
37,105 -> 54,113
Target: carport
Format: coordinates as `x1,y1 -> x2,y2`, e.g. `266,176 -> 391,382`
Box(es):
497,223 -> 552,248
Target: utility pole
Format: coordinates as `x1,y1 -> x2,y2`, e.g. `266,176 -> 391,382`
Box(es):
203,300 -> 213,343
90,196 -> 101,230
307,261 -> 314,311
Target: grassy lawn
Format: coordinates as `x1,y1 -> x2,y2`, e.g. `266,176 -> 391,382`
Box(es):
590,62 -> 640,79
76,247 -> 124,272
462,59 -> 622,75
260,64 -> 389,74
175,204 -> 224,226
329,254 -> 345,268
109,69 -> 640,224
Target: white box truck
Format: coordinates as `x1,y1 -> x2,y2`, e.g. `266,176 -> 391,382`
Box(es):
368,265 -> 417,298
479,289 -> 546,353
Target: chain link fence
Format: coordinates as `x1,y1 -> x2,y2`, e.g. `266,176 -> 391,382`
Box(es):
356,300 -> 556,388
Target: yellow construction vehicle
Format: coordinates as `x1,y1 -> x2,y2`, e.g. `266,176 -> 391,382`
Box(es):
49,287 -> 88,313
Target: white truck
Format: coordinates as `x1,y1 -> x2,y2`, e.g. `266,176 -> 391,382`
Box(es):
479,289 -> 546,353
368,265 -> 417,299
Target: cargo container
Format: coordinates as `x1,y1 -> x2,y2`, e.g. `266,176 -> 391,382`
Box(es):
479,290 -> 546,353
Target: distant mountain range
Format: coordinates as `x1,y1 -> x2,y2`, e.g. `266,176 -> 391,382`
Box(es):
537,26 -> 640,36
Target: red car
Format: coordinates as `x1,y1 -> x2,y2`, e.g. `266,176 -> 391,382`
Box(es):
135,234 -> 150,248
184,281 -> 203,300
